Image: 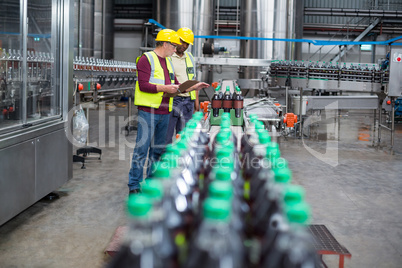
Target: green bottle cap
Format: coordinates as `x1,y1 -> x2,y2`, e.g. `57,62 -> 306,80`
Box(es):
208,180 -> 233,200
165,144 -> 181,155
226,86 -> 230,91
286,202 -> 311,225
151,164 -> 171,178
254,121 -> 265,130
186,120 -> 198,129
216,130 -> 232,144
192,112 -> 203,120
176,139 -> 188,150
203,198 -> 231,221
212,168 -> 233,181
183,128 -> 194,139
221,120 -> 231,129
266,142 -> 281,160
271,157 -> 288,171
215,140 -> 234,149
221,112 -> 230,120
258,131 -> 271,144
282,185 -> 305,206
142,179 -> 164,201
127,195 -> 153,218
216,146 -> 233,159
160,153 -> 179,169
274,167 -> 292,184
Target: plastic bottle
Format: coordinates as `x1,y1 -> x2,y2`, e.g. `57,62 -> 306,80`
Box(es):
222,86 -> 232,113
240,114 -> 258,156
251,167 -> 292,237
185,198 -> 244,268
260,184 -> 306,264
141,180 -> 178,266
233,84 -> 244,118
211,85 -> 222,117
108,195 -> 165,268
262,202 -> 319,268
208,180 -> 246,233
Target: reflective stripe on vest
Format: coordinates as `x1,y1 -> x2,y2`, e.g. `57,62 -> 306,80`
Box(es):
185,52 -> 197,100
134,51 -> 175,112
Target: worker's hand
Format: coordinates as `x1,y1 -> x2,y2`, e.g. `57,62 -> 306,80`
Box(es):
159,84 -> 179,93
194,100 -> 200,112
191,82 -> 210,91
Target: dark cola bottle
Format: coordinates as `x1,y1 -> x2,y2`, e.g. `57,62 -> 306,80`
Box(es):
108,196 -> 167,268
262,202 -> 320,268
233,84 -> 244,118
222,86 -> 232,113
185,198 -> 244,268
211,84 -> 222,117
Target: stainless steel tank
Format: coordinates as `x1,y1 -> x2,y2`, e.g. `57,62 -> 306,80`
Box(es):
76,0 -> 94,58
154,0 -> 214,57
240,0 -> 296,79
103,0 -> 114,59
94,0 -> 114,59
155,0 -> 214,83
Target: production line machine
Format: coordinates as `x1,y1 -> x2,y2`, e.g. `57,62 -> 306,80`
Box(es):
262,45 -> 402,151
73,56 -> 136,104
0,49 -> 55,126
72,57 -> 136,167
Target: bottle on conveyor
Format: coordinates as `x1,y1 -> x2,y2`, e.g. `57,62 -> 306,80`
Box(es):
222,86 -> 232,113
211,84 -> 222,117
233,84 -> 244,118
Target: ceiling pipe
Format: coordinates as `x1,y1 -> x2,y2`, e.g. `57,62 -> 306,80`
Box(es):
304,8 -> 402,17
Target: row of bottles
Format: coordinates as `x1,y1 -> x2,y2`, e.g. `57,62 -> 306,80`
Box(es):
240,114 -> 319,267
73,56 -> 136,73
211,82 -> 244,118
109,113 -> 320,267
0,49 -> 54,82
269,60 -> 388,83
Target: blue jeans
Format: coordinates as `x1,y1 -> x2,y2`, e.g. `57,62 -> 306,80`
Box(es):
128,110 -> 169,190
166,97 -> 194,144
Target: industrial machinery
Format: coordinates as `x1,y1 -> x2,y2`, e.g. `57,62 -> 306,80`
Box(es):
268,60 -> 387,93
0,49 -> 56,124
72,57 -> 136,166
0,0 -> 73,226
73,56 -> 136,104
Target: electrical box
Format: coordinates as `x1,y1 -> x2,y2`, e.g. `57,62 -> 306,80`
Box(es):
388,45 -> 402,97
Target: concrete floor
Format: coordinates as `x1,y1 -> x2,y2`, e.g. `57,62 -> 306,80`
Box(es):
0,103 -> 401,268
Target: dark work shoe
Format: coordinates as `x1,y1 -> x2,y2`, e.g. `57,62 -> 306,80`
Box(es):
129,189 -> 142,195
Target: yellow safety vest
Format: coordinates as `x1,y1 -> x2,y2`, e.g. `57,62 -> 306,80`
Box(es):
134,51 -> 175,112
184,52 -> 197,100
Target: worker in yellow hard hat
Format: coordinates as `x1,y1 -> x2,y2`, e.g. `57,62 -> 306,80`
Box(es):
128,28 -> 208,194
166,27 -> 204,144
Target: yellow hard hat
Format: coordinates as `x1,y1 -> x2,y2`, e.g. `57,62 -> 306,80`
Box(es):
155,29 -> 181,45
177,27 -> 194,45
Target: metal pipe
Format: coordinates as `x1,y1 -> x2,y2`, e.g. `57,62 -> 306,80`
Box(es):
378,100 -> 382,146
21,0 -> 27,124
236,0 -> 239,36
285,86 -> 289,114
304,8 -> 402,17
372,109 -> 376,147
216,0 -> 219,36
391,97 -> 395,154
299,87 -> 303,138
102,0 -> 106,59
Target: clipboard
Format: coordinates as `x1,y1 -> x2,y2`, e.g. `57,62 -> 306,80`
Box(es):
163,80 -> 200,97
